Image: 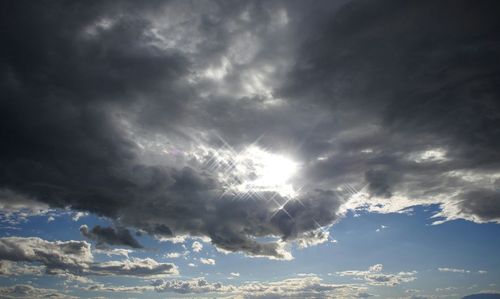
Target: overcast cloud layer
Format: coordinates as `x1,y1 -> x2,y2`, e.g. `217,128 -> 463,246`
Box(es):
1,0 -> 500,264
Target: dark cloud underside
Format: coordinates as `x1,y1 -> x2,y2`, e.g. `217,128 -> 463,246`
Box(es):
1,0 -> 500,258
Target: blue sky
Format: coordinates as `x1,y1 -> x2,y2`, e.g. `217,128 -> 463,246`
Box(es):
1,205 -> 498,298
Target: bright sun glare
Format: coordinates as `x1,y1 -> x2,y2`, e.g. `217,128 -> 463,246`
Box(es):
213,145 -> 299,198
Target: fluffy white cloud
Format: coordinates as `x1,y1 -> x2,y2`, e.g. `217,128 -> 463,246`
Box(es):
153,275 -> 368,298
336,264 -> 417,286
164,251 -> 189,259
199,258 -> 215,265
191,241 -> 203,253
0,237 -> 177,279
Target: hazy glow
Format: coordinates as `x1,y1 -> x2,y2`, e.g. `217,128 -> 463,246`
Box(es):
238,146 -> 298,197
213,145 -> 299,198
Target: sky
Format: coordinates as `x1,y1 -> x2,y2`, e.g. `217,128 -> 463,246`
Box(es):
0,0 -> 500,298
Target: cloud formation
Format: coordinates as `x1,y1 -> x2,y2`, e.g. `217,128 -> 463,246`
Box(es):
80,224 -> 142,249
191,241 -> 203,253
336,264 -> 417,286
1,0 -> 499,261
0,284 -> 78,299
0,237 -> 176,278
199,258 -> 215,265
152,275 -> 367,298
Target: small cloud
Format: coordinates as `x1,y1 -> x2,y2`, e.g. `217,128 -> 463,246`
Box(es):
369,264 -> 383,273
72,212 -> 88,222
230,272 -> 240,277
94,248 -> 132,258
192,241 -> 203,253
200,258 -> 215,265
80,225 -> 143,249
438,267 -> 470,273
335,264 -> 416,287
375,225 -> 387,232
47,216 -> 55,223
165,251 -> 189,259
188,263 -> 196,267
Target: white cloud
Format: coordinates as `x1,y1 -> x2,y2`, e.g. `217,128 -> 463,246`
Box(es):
336,264 -> 417,286
295,229 -> 330,248
369,264 -> 383,273
153,275 -> 368,297
438,267 -> 487,274
165,251 -> 189,259
438,267 -> 470,273
192,241 -> 203,253
0,237 -> 177,279
199,258 -> 215,265
72,212 -> 88,222
0,284 -> 78,299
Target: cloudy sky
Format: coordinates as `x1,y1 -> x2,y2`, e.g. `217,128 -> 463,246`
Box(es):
1,0 -> 500,298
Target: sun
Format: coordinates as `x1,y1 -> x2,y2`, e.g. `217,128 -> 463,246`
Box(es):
230,146 -> 299,198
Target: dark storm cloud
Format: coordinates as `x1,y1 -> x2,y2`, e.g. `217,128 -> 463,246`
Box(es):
1,0 -> 500,259
0,0 -> 189,216
0,0 -> 336,258
281,0 -> 500,219
458,189 -> 500,222
80,225 -> 143,249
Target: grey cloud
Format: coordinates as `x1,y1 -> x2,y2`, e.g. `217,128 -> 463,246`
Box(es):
0,261 -> 44,277
0,284 -> 78,299
0,237 -> 176,278
280,0 -> 500,220
80,224 -> 143,249
0,237 -> 92,273
87,257 -> 177,277
1,0 -> 499,261
86,284 -> 154,294
459,189 -> 500,222
365,169 -> 393,198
